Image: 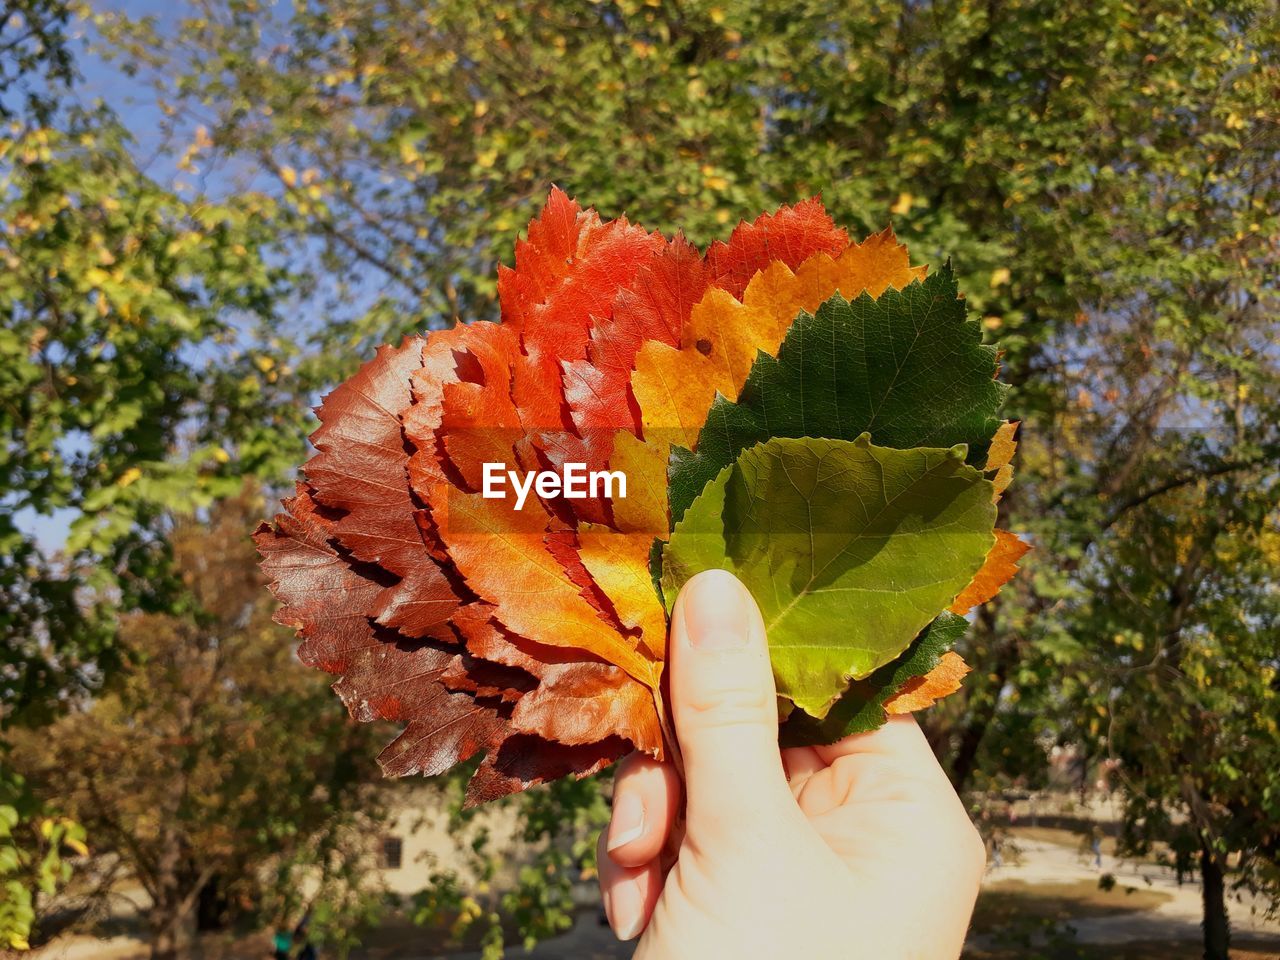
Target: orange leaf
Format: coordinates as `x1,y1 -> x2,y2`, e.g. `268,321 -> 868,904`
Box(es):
436,487 -> 660,690
578,523 -> 667,660
948,529 -> 1031,615
884,652 -> 971,714
511,661 -> 663,754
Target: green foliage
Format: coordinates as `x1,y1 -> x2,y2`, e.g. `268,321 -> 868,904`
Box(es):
411,770 -> 610,956
663,435 -> 995,715
0,770 -> 85,951
668,270 -> 1006,523
0,106 -> 306,720
1068,475 -> 1280,917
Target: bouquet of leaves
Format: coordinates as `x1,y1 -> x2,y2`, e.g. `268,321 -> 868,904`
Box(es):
255,190 -> 1027,804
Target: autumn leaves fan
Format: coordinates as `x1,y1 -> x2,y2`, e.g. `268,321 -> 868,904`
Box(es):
254,189 -> 1028,804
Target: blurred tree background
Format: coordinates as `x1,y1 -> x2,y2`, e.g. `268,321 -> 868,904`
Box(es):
2,0 -> 1277,957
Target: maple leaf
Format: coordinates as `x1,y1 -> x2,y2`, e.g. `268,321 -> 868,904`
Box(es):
257,191 -> 1023,801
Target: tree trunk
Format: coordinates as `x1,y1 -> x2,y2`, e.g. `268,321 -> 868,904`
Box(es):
1200,842 -> 1230,960
150,921 -> 178,960
949,610 -> 1018,790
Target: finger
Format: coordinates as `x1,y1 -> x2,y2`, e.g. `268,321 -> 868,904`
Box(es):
606,753 -> 682,868
780,745 -> 824,784
814,714 -> 942,769
668,569 -> 793,826
597,827 -> 663,942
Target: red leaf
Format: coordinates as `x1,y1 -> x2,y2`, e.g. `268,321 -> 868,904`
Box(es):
254,485 -> 508,779
304,338 -> 459,640
563,235 -> 709,435
464,735 -> 629,807
704,197 -> 849,299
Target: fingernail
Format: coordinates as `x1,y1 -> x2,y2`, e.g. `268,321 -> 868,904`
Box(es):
607,878 -> 645,942
682,569 -> 750,650
607,792 -> 645,852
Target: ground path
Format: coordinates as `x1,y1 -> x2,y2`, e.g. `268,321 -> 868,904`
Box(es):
29,832 -> 1280,959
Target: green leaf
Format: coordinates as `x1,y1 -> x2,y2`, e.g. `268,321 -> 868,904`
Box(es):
661,435 -> 995,717
668,268 -> 1007,525
780,612 -> 969,745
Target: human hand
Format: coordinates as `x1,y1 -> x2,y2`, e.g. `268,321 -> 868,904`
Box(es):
596,569 -> 985,958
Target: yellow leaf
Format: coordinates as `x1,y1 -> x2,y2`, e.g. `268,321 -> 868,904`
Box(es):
989,267 -> 1011,287
609,431 -> 667,535
280,165 -> 297,188
984,420 -> 1018,501
117,467 -> 142,488
578,523 -> 666,660
890,191 -> 914,216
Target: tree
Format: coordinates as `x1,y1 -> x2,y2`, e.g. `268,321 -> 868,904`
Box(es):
1069,479 -> 1279,960
0,0 -> 74,123
7,493 -> 388,959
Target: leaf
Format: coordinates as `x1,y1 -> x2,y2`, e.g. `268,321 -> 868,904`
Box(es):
465,736 -> 630,808
632,226 -> 926,454
254,485 -> 509,780
563,236 -> 708,435
884,651 -> 971,714
305,338 -> 461,639
779,613 -> 969,745
703,197 -> 849,299
667,267 -> 1007,526
435,485 -> 661,691
662,435 -> 996,717
577,523 -> 668,659
510,661 -> 662,751
948,529 -> 1031,615
985,420 -> 1019,501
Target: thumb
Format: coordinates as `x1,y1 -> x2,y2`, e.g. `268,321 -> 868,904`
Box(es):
668,569 -> 793,829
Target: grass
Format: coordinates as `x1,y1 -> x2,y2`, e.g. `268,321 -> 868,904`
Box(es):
969,878 -> 1173,935
965,877 -> 1280,960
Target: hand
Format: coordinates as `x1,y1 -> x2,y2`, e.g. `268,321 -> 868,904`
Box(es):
596,569 -> 985,958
